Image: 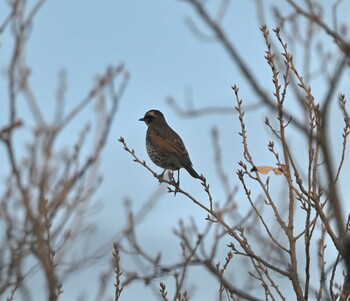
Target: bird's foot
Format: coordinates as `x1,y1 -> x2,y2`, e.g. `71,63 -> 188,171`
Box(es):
158,170 -> 167,184
173,180 -> 180,196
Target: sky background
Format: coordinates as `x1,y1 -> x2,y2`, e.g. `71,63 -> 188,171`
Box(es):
1,1 -> 350,300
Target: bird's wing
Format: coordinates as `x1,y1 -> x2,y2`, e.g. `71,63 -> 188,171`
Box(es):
148,130 -> 191,163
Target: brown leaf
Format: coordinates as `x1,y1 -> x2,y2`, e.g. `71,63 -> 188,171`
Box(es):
251,165 -> 285,175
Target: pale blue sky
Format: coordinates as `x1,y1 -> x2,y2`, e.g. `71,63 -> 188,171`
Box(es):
1,1 -> 350,300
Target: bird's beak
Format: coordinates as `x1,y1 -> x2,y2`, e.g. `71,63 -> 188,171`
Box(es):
139,117 -> 145,122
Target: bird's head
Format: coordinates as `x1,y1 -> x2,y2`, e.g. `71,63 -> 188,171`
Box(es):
139,109 -> 165,126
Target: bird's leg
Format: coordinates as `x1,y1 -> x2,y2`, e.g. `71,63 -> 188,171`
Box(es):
159,169 -> 166,178
171,170 -> 180,196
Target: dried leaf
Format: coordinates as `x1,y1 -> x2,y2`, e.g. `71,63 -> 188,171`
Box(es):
251,165 -> 285,175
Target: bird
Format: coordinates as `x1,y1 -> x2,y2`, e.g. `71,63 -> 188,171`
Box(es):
139,109 -> 201,186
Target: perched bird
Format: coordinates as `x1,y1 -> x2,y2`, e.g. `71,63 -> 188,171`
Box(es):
139,109 -> 200,185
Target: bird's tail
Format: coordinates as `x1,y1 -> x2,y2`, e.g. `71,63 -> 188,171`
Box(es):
185,165 -> 201,179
